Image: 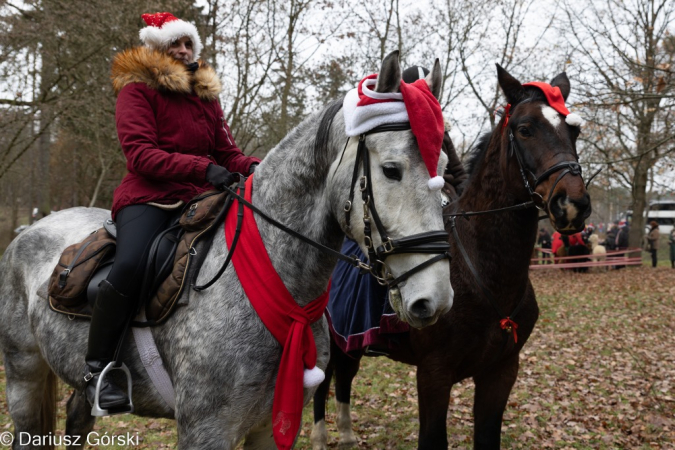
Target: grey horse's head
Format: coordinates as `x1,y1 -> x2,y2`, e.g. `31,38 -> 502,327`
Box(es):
328,52 -> 453,329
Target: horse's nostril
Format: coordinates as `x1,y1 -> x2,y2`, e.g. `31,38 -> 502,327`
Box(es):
410,299 -> 432,319
576,193 -> 590,208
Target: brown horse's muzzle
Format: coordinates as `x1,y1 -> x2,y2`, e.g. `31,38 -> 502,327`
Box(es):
547,191 -> 591,234
535,164 -> 591,235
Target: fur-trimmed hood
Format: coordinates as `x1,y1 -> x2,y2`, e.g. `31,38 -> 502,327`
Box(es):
111,47 -> 221,101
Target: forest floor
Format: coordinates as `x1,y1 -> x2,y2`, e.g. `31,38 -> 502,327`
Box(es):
0,266 -> 673,449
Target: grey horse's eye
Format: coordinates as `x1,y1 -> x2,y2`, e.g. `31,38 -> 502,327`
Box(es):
382,165 -> 402,181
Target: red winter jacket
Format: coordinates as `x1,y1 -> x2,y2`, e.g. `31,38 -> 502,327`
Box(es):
110,47 -> 260,218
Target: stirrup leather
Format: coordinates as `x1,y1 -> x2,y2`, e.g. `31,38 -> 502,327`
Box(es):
88,361 -> 134,417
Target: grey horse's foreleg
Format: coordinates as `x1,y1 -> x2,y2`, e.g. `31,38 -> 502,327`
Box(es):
3,350 -> 57,450
65,390 -> 96,449
242,419 -> 275,450
175,410 -> 240,450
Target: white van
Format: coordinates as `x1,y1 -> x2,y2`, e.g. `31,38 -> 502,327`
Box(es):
646,200 -> 674,234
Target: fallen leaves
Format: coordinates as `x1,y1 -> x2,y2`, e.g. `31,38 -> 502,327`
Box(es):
0,266 -> 672,449
298,266 -> 675,449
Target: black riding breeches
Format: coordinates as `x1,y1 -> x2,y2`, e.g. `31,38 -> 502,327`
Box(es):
106,204 -> 179,298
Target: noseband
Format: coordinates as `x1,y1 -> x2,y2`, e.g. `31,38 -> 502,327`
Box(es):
343,123 -> 450,289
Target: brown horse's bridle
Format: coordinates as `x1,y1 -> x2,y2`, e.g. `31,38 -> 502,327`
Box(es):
343,123 -> 451,289
507,128 -> 584,214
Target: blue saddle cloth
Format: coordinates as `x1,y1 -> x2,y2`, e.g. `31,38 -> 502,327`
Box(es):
326,239 -> 409,354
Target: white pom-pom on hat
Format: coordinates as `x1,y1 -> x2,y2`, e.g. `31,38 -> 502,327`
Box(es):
565,113 -> 584,127
303,366 -> 325,388
428,176 -> 445,191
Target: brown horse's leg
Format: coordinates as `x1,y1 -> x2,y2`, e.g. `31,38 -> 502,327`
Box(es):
472,354 -> 520,449
311,354 -> 335,450
417,359 -> 452,449
333,347 -> 361,449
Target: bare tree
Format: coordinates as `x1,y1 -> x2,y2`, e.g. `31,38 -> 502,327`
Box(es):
563,0 -> 675,247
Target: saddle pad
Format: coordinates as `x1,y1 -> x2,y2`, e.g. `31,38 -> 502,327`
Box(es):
326,239 -> 409,354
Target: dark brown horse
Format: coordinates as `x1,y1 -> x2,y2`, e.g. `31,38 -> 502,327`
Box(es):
311,65 -> 591,449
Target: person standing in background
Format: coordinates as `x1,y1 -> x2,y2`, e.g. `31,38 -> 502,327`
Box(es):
645,221 -> 660,268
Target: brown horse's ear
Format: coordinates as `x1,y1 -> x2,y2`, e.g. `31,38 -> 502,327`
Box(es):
496,64 -> 525,104
550,72 -> 571,101
425,59 -> 442,100
375,51 -> 401,93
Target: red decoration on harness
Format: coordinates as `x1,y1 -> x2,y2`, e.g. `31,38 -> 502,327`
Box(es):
501,103 -> 512,130
224,175 -> 330,450
500,317 -> 519,343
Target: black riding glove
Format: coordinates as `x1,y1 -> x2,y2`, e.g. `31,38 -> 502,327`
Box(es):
205,164 -> 235,190
248,163 -> 259,174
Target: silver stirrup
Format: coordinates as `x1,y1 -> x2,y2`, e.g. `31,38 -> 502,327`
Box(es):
90,362 -> 134,417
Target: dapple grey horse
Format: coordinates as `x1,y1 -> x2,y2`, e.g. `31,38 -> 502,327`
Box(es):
0,52 -> 453,449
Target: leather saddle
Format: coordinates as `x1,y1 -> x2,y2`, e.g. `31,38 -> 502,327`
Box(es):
85,218 -> 183,318
47,190 -> 233,325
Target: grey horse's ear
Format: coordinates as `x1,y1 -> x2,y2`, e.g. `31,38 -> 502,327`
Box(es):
375,51 -> 401,93
496,64 -> 525,105
550,72 -> 571,101
425,59 -> 442,100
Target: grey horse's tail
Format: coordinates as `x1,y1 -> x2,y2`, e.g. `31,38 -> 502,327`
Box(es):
40,371 -> 58,449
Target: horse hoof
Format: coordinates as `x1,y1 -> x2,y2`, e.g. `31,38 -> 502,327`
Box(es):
338,433 -> 358,449
310,420 -> 328,450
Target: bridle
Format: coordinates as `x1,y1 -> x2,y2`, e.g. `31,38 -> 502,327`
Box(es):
342,122 -> 450,289
196,123 -> 450,296
507,128 -> 583,214
502,98 -> 586,215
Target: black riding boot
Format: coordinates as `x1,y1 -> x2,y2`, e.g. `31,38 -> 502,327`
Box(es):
84,279 -> 134,409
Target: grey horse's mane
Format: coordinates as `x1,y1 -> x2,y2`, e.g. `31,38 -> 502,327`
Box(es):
314,98 -> 345,176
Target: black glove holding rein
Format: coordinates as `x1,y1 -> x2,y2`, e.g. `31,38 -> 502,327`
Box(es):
205,164 -> 235,190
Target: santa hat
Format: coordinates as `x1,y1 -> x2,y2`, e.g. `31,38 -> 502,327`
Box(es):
343,74 -> 445,191
522,82 -> 584,126
140,12 -> 203,61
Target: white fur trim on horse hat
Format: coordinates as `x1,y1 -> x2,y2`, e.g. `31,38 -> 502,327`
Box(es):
140,12 -> 203,60
303,366 -> 325,388
343,73 -> 445,191
343,79 -> 408,137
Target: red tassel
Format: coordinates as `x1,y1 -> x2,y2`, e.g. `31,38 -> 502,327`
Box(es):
500,317 -> 518,343
501,103 -> 512,130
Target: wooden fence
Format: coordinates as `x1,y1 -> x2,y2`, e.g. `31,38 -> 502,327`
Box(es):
530,248 -> 643,270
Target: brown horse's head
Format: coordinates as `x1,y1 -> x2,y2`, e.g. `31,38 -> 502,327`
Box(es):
496,65 -> 591,234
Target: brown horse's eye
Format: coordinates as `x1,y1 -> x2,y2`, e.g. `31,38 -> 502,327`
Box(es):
518,126 -> 531,137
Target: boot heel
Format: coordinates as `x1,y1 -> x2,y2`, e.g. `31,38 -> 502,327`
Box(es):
90,362 -> 134,417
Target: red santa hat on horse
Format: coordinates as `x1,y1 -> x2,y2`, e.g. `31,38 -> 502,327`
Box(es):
342,58 -> 446,191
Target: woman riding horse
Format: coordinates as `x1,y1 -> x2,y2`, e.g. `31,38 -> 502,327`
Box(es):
85,12 -> 260,411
